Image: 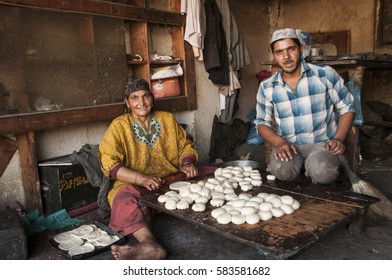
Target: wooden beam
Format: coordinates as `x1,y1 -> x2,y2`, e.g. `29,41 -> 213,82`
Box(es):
0,96 -> 194,135
0,0 -> 185,25
18,131 -> 43,213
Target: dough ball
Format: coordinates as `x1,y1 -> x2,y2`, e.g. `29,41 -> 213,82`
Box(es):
214,184 -> 225,193
231,199 -> 247,208
225,193 -> 238,201
165,191 -> 178,197
221,167 -> 233,173
233,176 -> 244,182
251,180 -> 263,187
240,206 -> 257,215
198,188 -> 211,198
257,192 -> 269,199
195,196 -> 209,204
266,174 -> 276,181
227,209 -> 241,216
165,199 -> 177,210
176,200 -> 190,210
214,168 -> 222,176
211,192 -> 225,200
221,204 -> 234,211
271,208 -> 285,218
292,199 -> 301,210
280,204 -> 294,215
249,196 -> 263,203
230,169 -> 242,176
269,197 -> 282,208
250,174 -> 262,180
259,202 -> 273,211
216,213 -> 232,224
211,208 -> 226,218
188,192 -> 200,201
205,182 -> 216,190
215,176 -> 226,182
192,203 -> 206,212
227,179 -> 239,188
232,214 -> 246,225
259,210 -> 273,221
246,213 -> 261,224
189,183 -> 202,193
223,187 -> 235,194
222,173 -> 233,179
224,181 -> 234,189
197,180 -> 206,186
210,198 -> 225,207
238,193 -> 252,200
183,197 -> 194,204
245,201 -> 260,209
179,187 -> 191,198
243,166 -> 253,172
280,195 -> 294,205
264,194 -> 278,202
157,194 -> 170,203
240,183 -> 253,192
207,178 -> 219,184
244,177 -> 253,182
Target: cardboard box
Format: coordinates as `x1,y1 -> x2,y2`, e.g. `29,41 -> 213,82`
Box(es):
0,209 -> 28,260
38,155 -> 99,216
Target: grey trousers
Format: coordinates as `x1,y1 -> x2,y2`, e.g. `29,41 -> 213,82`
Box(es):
266,142 -> 341,185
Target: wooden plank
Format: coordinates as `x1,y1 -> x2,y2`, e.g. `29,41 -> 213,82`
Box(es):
17,131 -> 43,213
0,96 -> 193,135
0,0 -> 184,25
0,135 -> 18,177
141,173 -> 375,259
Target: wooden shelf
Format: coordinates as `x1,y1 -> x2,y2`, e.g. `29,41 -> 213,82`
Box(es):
127,60 -> 148,65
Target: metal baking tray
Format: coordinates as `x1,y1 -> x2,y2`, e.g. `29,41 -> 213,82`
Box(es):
44,220 -> 124,259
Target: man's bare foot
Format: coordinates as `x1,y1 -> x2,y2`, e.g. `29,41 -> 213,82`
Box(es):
111,241 -> 167,260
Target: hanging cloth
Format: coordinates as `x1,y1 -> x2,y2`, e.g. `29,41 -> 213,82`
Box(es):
181,0 -> 204,60
203,0 -> 230,86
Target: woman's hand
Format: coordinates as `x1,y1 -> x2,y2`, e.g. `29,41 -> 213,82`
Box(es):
139,175 -> 163,191
325,138 -> 345,155
181,163 -> 198,179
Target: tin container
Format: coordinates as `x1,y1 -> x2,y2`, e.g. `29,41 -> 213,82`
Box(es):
311,48 -> 324,56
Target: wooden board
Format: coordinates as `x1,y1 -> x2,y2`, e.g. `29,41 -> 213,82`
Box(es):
141,173 -> 377,259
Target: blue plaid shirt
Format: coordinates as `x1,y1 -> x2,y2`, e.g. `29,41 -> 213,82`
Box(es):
255,61 -> 355,144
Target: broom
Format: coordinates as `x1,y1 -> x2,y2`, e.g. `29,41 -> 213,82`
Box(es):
338,154 -> 392,222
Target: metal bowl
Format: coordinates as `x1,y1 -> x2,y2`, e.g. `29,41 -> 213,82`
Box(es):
222,160 -> 259,169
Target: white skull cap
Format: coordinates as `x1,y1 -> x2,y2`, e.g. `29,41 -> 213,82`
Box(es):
271,28 -> 298,44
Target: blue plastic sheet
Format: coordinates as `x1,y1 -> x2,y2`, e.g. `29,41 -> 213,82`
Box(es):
19,209 -> 82,236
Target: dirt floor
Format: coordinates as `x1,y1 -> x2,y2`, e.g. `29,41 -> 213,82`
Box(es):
24,157 -> 392,260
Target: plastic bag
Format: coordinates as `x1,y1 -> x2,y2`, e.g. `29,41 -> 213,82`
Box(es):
346,80 -> 363,126
246,109 -> 264,145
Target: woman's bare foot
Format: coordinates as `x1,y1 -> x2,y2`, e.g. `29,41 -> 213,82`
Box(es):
111,240 -> 167,260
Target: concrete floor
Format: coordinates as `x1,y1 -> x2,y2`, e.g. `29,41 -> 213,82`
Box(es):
26,157 -> 392,260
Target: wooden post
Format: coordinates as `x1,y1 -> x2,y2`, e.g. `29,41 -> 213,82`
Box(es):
346,65 -> 366,173
17,131 -> 43,213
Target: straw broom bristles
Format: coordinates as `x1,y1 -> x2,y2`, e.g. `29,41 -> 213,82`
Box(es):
338,154 -> 392,222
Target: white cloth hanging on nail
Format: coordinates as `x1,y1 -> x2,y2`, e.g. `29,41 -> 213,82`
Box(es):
181,0 -> 204,61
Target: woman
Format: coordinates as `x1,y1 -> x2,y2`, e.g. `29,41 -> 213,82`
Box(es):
99,78 -> 199,260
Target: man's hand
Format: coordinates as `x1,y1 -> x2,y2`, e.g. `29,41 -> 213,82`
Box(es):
325,138 -> 345,155
274,141 -> 297,161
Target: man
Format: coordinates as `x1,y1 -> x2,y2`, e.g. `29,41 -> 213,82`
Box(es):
255,28 -> 355,184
